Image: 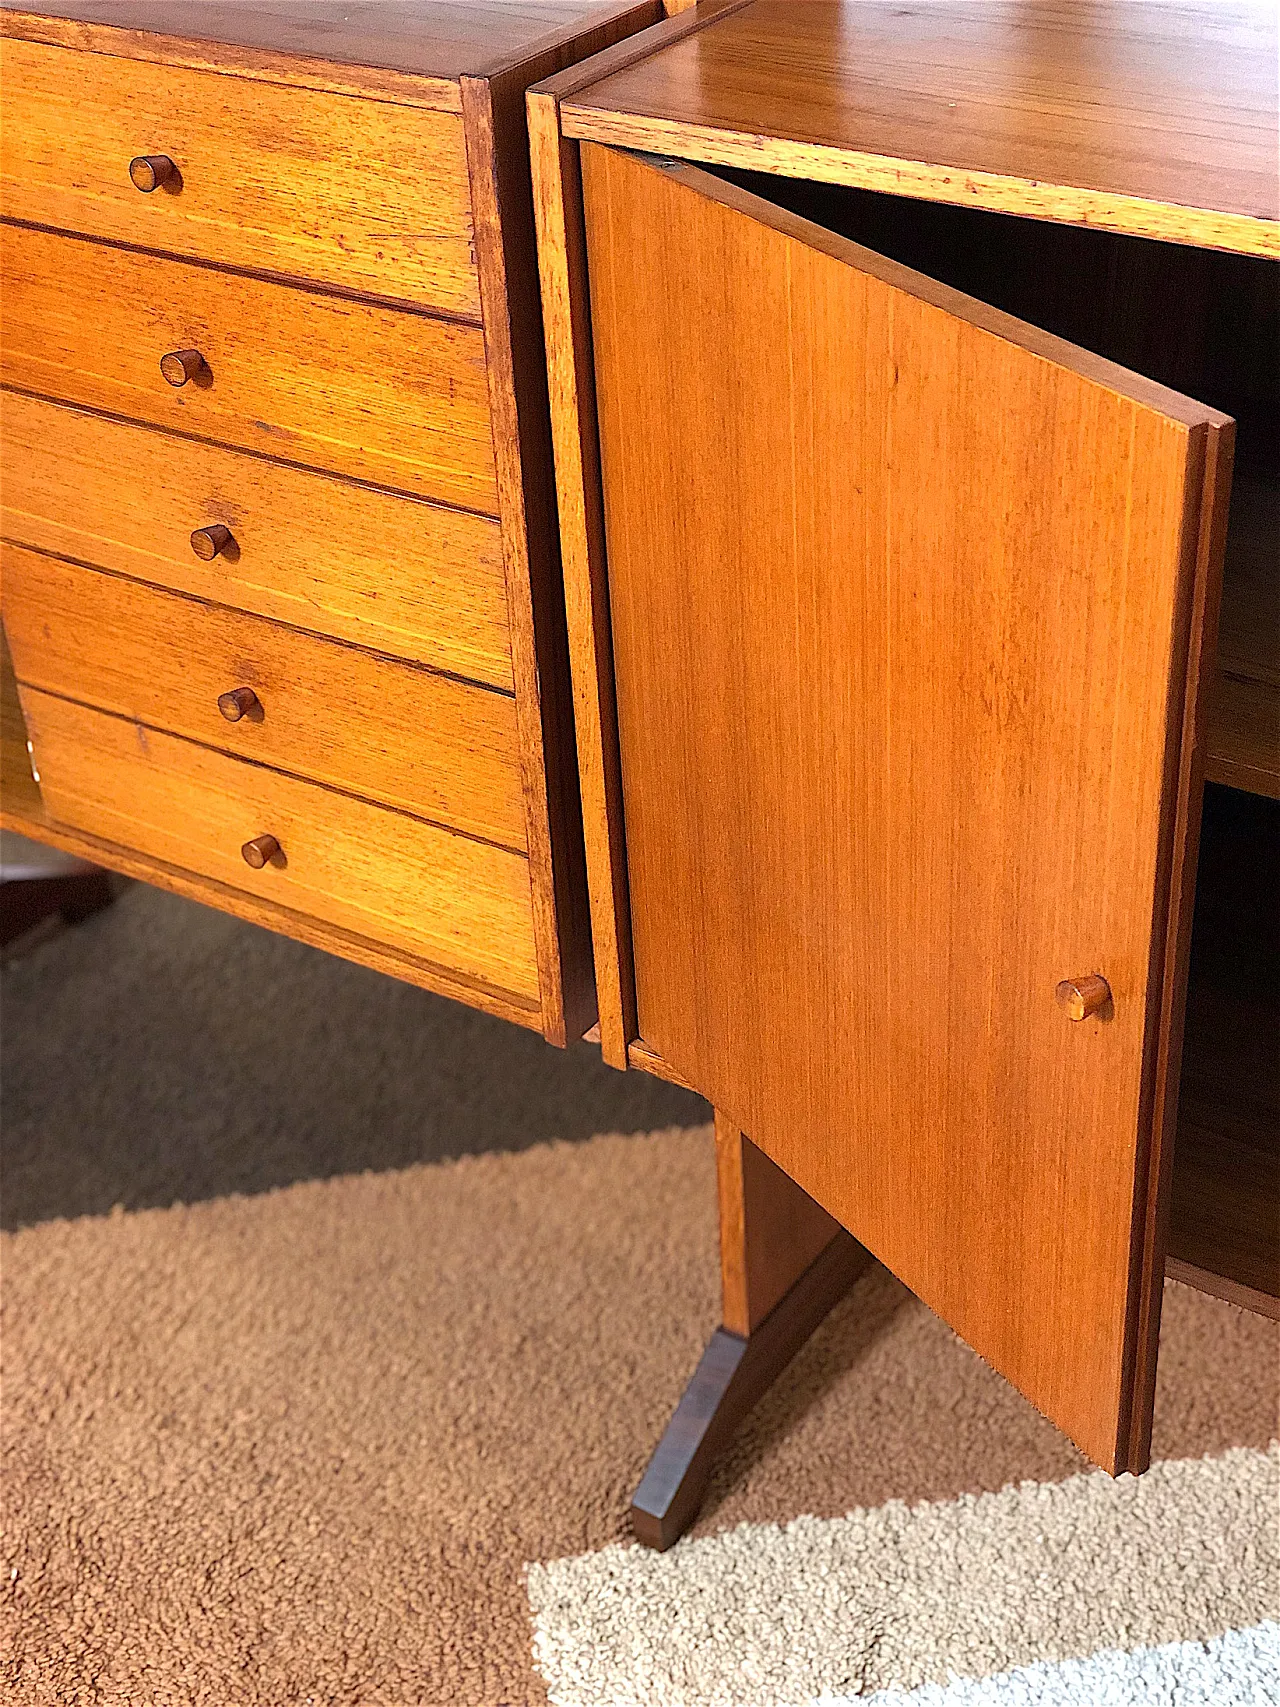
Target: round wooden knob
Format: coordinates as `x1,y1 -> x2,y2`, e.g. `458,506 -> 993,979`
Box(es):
1055,974 -> 1112,1021
190,523 -> 234,560
160,348 -> 207,387
217,687 -> 260,722
129,154 -> 177,192
241,834 -> 281,869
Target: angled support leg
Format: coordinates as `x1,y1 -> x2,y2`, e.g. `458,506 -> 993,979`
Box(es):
631,1112 -> 871,1549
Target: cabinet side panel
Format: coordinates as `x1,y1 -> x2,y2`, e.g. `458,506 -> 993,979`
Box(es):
528,89 -> 637,1064
462,8 -> 659,1045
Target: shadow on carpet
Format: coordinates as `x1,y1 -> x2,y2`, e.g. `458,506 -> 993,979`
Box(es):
0,881 -> 708,1229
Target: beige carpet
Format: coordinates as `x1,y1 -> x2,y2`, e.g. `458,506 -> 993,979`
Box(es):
2,885 -> 1277,1705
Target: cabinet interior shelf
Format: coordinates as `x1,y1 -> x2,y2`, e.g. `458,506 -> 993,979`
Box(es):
1169,979 -> 1279,1317
1205,471 -> 1279,801
1168,782 -> 1278,1319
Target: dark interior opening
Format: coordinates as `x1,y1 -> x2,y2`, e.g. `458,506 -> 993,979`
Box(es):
709,166 -> 1278,475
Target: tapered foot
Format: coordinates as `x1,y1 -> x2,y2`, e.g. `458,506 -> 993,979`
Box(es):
631,1226 -> 869,1548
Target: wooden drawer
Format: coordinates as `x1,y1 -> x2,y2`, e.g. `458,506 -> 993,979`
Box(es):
18,685 -> 540,1002
1,546 -> 526,851
0,393 -> 513,691
0,223 -> 498,513
0,36 -> 480,319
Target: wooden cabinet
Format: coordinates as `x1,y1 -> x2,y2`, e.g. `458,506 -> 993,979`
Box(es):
531,0 -> 1278,1543
0,0 -> 665,1042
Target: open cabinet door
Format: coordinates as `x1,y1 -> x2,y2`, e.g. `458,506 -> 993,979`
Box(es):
579,145 -> 1234,1472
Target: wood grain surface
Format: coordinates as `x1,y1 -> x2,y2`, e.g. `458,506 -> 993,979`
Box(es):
0,1 -> 663,88
17,684 -> 539,999
528,85 -> 637,1064
465,66 -> 588,1045
1122,358 -> 1237,1473
0,393 -> 513,691
1,547 -> 527,849
624,1036 -> 697,1090
0,223 -> 498,512
561,0 -> 1279,257
531,0 -> 749,105
1205,473 -> 1279,798
1,631 -> 541,1024
524,0 -> 763,1061
716,1116 -> 841,1337
0,35 -> 480,317
457,4 -> 659,1043
581,146 -> 1233,1472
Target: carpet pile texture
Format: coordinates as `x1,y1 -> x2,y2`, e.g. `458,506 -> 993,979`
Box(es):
2,884 -> 1276,1704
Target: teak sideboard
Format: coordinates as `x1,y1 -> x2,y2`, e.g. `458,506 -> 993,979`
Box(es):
0,0 -> 1275,1557
531,0 -> 1278,1544
0,0 -> 673,1043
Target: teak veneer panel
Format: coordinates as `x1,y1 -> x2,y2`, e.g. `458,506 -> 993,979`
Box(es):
456,5 -> 665,1045
529,82 -> 634,1064
526,0 -> 749,1058
19,685 -> 540,1000
1,1 -> 664,88
716,1115 -> 842,1337
562,0 -> 1280,257
582,146 -> 1233,1472
1,547 -> 527,850
0,393 -> 514,691
0,36 -> 481,318
0,223 -> 498,513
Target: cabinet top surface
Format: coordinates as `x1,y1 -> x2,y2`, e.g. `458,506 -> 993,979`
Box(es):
561,0 -> 1280,255
0,0 -> 648,81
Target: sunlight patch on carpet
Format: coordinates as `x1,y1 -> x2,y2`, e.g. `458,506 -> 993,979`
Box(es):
527,1444 -> 1279,1707
852,1622 -> 1280,1706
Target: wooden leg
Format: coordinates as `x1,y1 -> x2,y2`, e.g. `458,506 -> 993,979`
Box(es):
631,1112 -> 871,1549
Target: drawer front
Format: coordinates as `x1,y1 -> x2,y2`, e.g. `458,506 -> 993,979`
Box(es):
1,224 -> 498,513
0,37 -> 480,318
19,685 -> 540,1001
1,546 -> 527,851
0,393 -> 513,690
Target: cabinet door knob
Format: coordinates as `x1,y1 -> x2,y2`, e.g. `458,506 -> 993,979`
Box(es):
160,348 -> 207,387
241,834 -> 281,869
1055,974 -> 1112,1021
190,523 -> 234,560
217,687 -> 261,722
129,153 -> 177,192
